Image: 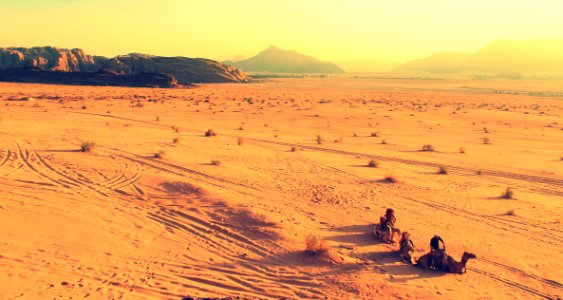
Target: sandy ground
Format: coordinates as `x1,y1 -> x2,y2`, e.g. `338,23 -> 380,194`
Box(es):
0,78 -> 561,299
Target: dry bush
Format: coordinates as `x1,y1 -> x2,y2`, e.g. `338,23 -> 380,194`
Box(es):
211,160 -> 222,166
476,170 -> 483,175
371,132 -> 379,137
154,150 -> 165,159
237,137 -> 244,145
173,137 -> 180,144
505,209 -> 516,216
381,139 -> 387,145
334,136 -> 343,143
155,116 -> 160,122
438,165 -> 448,174
205,129 -> 217,137
291,146 -> 302,152
459,147 -> 466,154
353,132 -> 358,137
422,144 -> 435,152
80,141 -> 95,152
483,137 -> 491,144
316,135 -> 324,145
305,235 -> 329,255
501,187 -> 514,199
367,159 -> 378,168
383,175 -> 398,183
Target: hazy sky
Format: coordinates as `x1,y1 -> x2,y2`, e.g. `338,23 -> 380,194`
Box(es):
1,0 -> 562,62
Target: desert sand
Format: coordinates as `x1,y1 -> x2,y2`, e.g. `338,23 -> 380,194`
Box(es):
0,78 -> 561,299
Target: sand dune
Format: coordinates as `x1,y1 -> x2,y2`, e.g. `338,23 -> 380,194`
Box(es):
0,78 -> 561,299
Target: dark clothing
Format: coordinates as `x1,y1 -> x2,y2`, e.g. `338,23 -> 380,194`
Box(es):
430,236 -> 445,251
429,236 -> 447,270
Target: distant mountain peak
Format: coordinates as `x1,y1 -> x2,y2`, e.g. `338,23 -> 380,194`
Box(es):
230,46 -> 344,73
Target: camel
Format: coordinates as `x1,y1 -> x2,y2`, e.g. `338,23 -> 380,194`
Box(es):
373,222 -> 401,243
416,251 -> 477,274
397,232 -> 416,264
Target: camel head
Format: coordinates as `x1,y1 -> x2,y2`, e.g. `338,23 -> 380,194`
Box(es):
462,252 -> 477,261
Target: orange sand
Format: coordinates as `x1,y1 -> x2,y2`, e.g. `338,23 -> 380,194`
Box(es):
0,78 -> 561,299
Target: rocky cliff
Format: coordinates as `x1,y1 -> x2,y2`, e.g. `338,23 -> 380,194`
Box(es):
103,53 -> 250,83
0,47 -> 250,84
0,47 -> 107,72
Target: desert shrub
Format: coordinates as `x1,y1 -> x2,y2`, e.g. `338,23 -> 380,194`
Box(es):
211,160 -> 222,166
483,127 -> 489,133
205,129 -> 217,137
305,235 -> 329,256
237,137 -> 244,145
334,136 -> 343,143
316,135 -> 323,145
422,144 -> 435,152
459,147 -> 466,154
476,170 -> 483,175
173,137 -> 180,144
381,139 -> 387,145
154,150 -> 165,159
367,159 -> 378,168
353,132 -> 358,137
383,175 -> 398,183
80,141 -> 96,152
371,132 -> 379,137
505,209 -> 516,216
155,116 -> 160,122
438,165 -> 448,174
483,137 -> 491,144
501,187 -> 514,199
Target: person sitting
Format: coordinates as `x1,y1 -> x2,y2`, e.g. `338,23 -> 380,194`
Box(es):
378,208 -> 396,231
429,234 -> 447,270
399,231 -> 415,263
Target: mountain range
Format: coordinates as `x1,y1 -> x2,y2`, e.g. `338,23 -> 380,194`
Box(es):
395,39 -> 563,75
224,46 -> 345,74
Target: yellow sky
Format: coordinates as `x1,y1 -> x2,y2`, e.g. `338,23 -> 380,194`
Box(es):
1,0 -> 562,62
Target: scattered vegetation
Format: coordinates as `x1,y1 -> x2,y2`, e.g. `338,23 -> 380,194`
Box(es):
483,137 -> 491,144
173,137 -> 180,144
382,175 -> 398,183
438,165 -> 448,174
505,209 -> 516,216
80,141 -> 96,152
154,150 -> 165,159
305,235 -> 329,256
422,144 -> 435,152
316,135 -> 324,145
237,137 -> 244,145
334,136 -> 343,143
367,159 -> 378,168
205,129 -> 217,137
371,132 -> 379,137
211,160 -> 222,166
459,147 -> 466,154
501,187 -> 514,199
381,139 -> 387,145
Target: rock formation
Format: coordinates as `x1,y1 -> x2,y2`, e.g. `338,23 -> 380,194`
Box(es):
227,45 -> 344,74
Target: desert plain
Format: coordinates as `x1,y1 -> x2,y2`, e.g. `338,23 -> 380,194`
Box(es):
0,78 -> 561,299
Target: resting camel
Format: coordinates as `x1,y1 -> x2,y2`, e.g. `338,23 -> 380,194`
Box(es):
373,222 -> 401,243
416,251 -> 477,274
397,232 -> 416,264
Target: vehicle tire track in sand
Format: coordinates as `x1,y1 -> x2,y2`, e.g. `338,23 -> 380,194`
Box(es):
69,111 -> 563,189
469,267 -> 559,300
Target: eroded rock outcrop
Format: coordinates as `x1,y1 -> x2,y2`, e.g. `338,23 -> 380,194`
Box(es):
0,47 -> 107,72
102,53 -> 250,83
